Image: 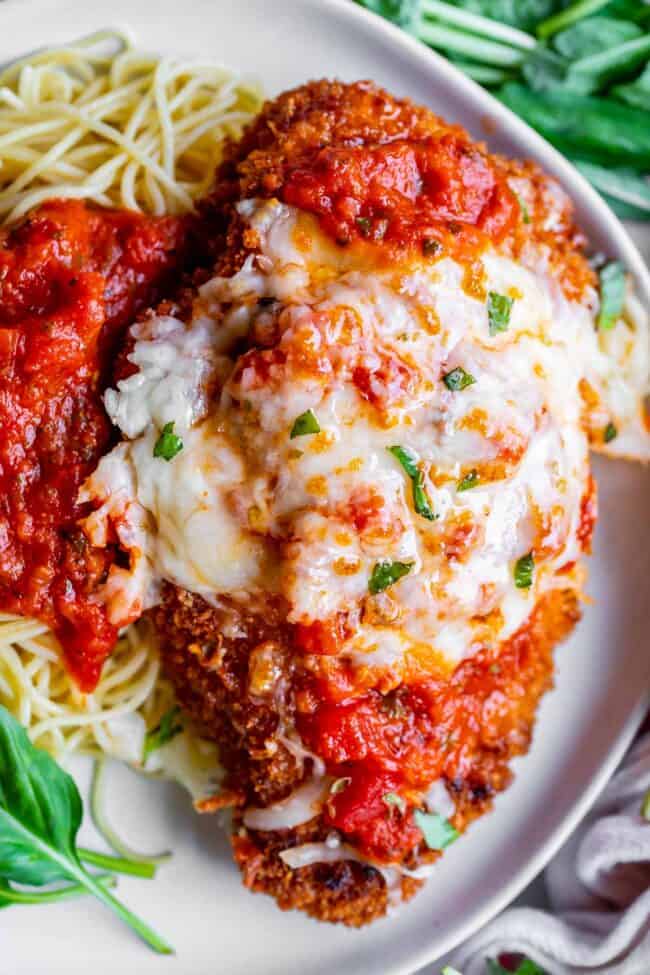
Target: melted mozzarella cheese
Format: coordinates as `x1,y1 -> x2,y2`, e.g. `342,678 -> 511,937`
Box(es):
81,196 -> 649,678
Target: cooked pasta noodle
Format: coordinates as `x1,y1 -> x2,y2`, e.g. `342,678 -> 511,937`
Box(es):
0,29 -> 262,223
0,612 -> 220,798
0,32 -> 260,793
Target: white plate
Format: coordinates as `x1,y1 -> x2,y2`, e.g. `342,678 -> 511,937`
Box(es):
1,2 -> 649,973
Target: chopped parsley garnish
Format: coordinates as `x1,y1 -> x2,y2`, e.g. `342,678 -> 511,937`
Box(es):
153,422 -> 183,461
487,291 -> 514,336
641,789 -> 650,822
143,706 -> 183,763
597,261 -> 625,331
388,445 -> 437,521
443,367 -> 476,392
457,469 -> 479,491
356,216 -> 372,237
356,216 -> 388,241
514,552 -> 535,589
369,560 -> 413,595
413,809 -> 459,851
422,237 -> 441,257
383,792 -> 407,816
604,421 -> 618,443
516,193 -> 531,224
290,409 -> 321,438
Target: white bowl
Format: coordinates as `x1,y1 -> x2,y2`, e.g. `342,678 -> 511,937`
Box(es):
0,2 -> 648,974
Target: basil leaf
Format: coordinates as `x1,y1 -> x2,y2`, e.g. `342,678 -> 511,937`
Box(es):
0,706 -> 83,886
597,261 -> 626,330
290,409 -> 321,438
457,469 -> 479,491
603,421 -> 618,443
413,809 -> 459,850
143,707 -> 183,762
0,874 -> 115,909
443,367 -> 476,391
514,551 -> 535,589
0,706 -> 172,953
388,446 -> 437,520
487,291 -> 514,335
153,422 -> 183,461
369,560 -> 413,594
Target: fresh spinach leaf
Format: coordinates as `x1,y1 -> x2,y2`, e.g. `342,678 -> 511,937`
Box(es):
448,0 -> 560,33
553,17 -> 641,59
613,62 -> 650,110
521,46 -> 571,92
354,0 -> 421,31
498,83 -> 650,168
574,160 -> 650,216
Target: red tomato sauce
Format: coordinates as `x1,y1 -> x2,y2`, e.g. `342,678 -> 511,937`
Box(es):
0,200 -> 186,691
296,600 -> 558,863
281,136 -> 519,257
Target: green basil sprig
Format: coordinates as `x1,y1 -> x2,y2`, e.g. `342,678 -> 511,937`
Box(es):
0,706 -> 172,953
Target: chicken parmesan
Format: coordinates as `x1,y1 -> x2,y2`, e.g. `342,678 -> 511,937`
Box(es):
4,79 -> 649,926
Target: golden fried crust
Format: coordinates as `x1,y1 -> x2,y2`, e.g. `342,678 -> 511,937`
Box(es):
232,821 -> 422,927
201,79 -> 594,297
153,80 -> 588,925
155,586 -> 580,926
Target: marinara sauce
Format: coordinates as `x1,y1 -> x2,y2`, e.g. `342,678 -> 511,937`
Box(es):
281,135 -> 519,258
0,199 -> 186,691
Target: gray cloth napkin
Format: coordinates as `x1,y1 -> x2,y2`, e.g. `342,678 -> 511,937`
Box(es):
451,733 -> 650,974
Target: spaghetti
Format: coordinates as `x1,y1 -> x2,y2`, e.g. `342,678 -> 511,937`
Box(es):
0,613 -> 220,799
0,30 -> 262,223
0,31 -> 261,794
